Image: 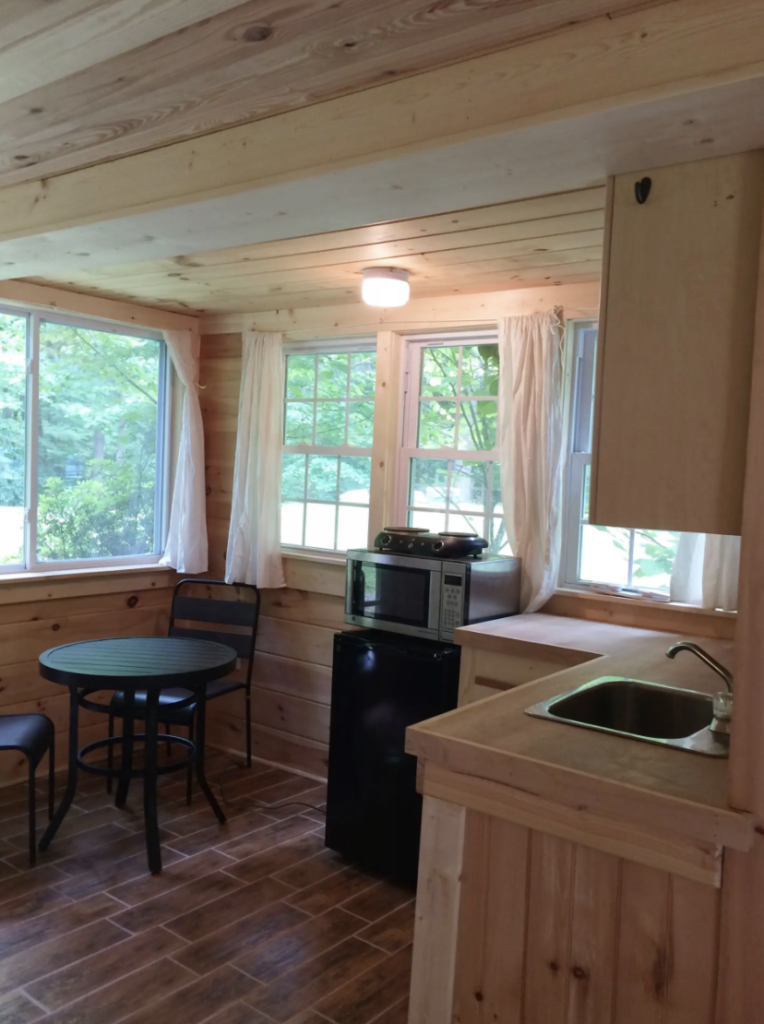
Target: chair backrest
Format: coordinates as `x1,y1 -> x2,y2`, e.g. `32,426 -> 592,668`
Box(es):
168,579 -> 260,689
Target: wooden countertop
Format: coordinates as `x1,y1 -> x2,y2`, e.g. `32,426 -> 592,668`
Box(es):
406,613 -> 753,851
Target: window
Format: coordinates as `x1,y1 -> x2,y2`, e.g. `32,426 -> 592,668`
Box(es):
561,321 -> 680,594
401,333 -> 508,554
0,308 -> 169,572
281,342 -> 376,552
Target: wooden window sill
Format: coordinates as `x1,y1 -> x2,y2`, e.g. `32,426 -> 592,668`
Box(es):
546,588 -> 736,639
281,548 -> 347,567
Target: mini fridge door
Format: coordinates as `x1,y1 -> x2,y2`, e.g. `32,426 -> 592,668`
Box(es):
325,629 -> 460,884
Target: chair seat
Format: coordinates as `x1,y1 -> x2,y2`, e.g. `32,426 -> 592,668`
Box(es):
0,714 -> 55,768
109,678 -> 245,723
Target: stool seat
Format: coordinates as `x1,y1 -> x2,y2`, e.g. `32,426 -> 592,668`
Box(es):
0,714 -> 54,768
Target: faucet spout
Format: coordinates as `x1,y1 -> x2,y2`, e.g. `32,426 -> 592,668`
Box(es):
666,642 -> 733,692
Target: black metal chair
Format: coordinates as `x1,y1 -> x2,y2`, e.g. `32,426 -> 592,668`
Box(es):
0,714 -> 55,866
107,579 -> 259,800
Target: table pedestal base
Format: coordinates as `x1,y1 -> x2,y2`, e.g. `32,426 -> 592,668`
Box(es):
40,685 -> 226,874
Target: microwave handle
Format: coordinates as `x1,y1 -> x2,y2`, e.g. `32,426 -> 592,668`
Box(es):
347,560 -> 365,615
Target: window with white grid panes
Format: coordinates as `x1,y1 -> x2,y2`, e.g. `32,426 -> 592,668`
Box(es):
281,344 -> 376,552
401,333 -> 509,554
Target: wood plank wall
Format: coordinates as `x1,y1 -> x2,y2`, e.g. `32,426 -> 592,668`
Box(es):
201,332 -> 341,779
0,570 -> 176,787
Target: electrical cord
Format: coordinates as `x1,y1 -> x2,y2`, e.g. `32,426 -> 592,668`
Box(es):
210,774 -> 326,818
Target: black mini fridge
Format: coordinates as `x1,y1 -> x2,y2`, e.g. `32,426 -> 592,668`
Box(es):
325,629 -> 460,884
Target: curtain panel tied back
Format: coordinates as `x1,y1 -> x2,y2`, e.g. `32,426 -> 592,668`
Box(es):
160,328 -> 208,574
498,310 -> 565,613
225,331 -> 285,589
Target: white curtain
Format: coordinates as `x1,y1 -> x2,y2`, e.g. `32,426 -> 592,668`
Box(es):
225,331 -> 285,589
498,310 -> 565,613
670,533 -> 740,611
160,328 -> 208,574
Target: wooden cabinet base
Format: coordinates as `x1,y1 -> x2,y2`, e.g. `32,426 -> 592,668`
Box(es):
410,791 -> 723,1022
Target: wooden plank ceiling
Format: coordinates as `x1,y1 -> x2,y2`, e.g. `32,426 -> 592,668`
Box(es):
0,0 -> 671,188
27,186 -> 605,314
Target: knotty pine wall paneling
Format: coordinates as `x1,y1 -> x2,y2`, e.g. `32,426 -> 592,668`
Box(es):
0,570 -> 176,787
201,332 -> 339,779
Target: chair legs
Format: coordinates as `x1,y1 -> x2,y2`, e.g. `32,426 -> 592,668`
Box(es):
245,692 -> 252,768
164,721 -> 172,758
107,709 -> 115,794
28,759 -> 36,868
186,716 -> 195,806
48,743 -> 55,821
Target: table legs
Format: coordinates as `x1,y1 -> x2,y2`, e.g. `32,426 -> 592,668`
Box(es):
39,684 -> 225,874
39,685 -> 79,853
143,689 -> 162,874
194,689 -> 226,826
114,690 -> 135,808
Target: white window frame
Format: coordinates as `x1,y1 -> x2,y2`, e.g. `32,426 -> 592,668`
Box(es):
397,330 -> 504,543
281,336 -> 377,556
0,304 -> 171,575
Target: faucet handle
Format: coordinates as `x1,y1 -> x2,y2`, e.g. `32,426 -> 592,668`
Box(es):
710,691 -> 733,736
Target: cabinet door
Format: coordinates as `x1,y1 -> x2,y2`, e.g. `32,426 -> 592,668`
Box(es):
590,152 -> 764,535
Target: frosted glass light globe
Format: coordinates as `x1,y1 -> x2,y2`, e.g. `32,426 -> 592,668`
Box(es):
361,267 -> 410,307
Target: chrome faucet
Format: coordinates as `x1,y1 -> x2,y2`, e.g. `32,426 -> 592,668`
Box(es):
666,642 -> 733,737
666,642 -> 733,691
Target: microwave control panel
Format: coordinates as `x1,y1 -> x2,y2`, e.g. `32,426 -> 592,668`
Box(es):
441,573 -> 465,631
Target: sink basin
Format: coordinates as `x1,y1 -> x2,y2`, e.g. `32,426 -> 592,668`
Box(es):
525,677 -> 728,757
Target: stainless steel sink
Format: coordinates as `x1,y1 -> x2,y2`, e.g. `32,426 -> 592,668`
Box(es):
525,677 -> 729,757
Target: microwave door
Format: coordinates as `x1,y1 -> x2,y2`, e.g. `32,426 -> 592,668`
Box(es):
347,555 -> 441,637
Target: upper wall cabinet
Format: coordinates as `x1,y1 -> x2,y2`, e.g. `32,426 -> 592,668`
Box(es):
590,152 -> 764,536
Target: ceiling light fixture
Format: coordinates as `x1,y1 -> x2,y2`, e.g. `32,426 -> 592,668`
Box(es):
361,267 -> 410,308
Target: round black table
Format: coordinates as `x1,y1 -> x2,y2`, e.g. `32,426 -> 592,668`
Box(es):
38,636 -> 238,874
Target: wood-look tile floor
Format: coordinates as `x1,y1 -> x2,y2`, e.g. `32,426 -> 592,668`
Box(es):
0,753 -> 414,1024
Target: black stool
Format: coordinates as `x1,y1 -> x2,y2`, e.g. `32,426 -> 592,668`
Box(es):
0,714 -> 55,866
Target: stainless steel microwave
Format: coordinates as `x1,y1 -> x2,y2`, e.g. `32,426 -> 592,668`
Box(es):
345,549 -> 521,642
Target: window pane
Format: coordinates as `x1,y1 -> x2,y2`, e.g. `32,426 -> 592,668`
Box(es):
448,512 -> 484,536
488,516 -> 511,555
579,525 -> 630,586
282,454 -> 306,500
317,353 -> 348,398
450,461 -> 488,515
281,502 -> 304,546
307,455 -> 339,501
0,313 -> 26,566
410,458 -> 448,509
582,463 -> 591,520
461,344 -> 499,396
409,509 -> 446,533
315,401 -> 346,445
632,529 -> 679,592
418,400 -> 456,448
459,399 -> 497,450
421,346 -> 459,397
286,354 -> 315,399
36,322 -> 161,562
305,502 -> 336,548
285,402 -> 313,444
338,505 -> 369,550
491,462 -> 503,516
348,401 -> 374,447
340,456 -> 371,503
349,352 -> 376,397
